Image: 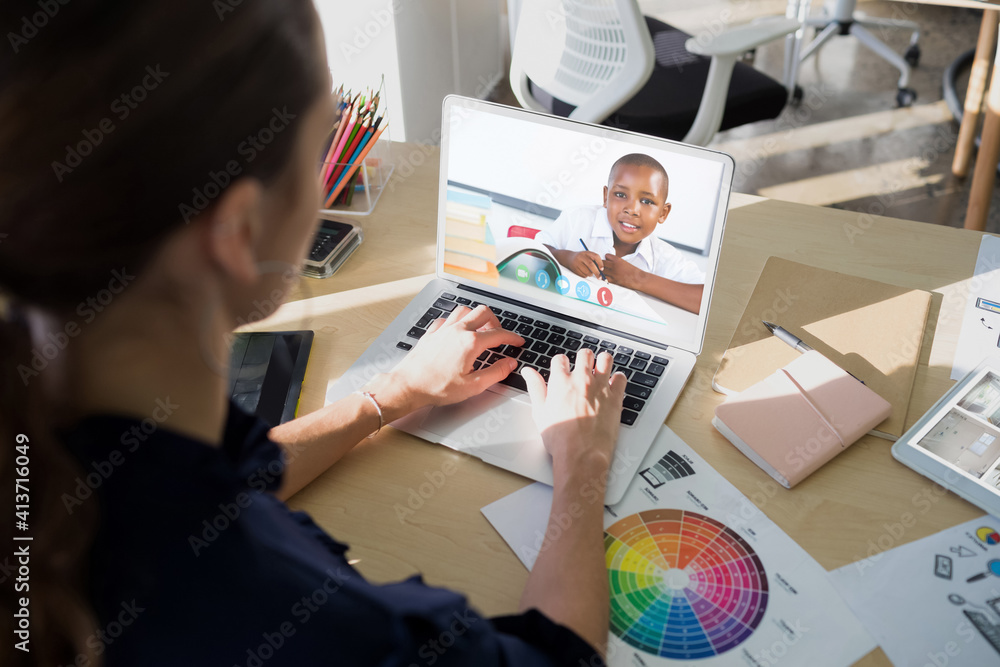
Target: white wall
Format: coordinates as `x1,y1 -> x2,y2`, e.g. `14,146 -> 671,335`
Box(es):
316,0 -> 504,143
314,0 -> 406,137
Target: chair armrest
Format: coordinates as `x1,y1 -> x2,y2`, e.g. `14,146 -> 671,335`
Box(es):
680,16 -> 800,146
685,17 -> 800,57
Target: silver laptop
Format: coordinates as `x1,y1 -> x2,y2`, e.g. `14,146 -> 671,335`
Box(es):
325,96 -> 733,503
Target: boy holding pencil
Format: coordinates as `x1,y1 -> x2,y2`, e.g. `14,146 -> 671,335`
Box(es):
538,153 -> 705,314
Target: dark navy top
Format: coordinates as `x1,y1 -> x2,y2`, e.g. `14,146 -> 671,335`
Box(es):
61,400 -> 603,666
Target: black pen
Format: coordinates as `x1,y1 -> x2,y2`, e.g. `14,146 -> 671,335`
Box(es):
579,239 -> 607,281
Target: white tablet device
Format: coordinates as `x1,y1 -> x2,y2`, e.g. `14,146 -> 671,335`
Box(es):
892,357 -> 1000,518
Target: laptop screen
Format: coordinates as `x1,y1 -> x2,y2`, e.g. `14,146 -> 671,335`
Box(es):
436,96 -> 733,353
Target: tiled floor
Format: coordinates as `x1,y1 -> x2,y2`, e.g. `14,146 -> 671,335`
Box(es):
500,1 -> 994,232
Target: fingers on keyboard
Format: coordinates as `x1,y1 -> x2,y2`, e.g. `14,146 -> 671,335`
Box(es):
403,296 -> 663,424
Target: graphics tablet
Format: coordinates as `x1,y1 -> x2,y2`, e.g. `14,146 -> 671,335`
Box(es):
229,330 -> 313,427
892,357 -> 1000,518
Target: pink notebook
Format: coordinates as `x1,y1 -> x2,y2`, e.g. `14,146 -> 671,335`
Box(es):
712,351 -> 892,488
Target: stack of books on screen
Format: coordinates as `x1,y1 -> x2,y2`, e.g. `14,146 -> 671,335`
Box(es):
443,188 -> 498,285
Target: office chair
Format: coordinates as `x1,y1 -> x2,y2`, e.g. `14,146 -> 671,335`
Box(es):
508,0 -> 802,147
790,0 -> 920,107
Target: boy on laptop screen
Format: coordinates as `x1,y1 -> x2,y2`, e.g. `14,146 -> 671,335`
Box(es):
442,105 -> 722,347
536,153 -> 705,314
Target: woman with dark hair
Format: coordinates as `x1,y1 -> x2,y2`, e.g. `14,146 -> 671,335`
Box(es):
0,1 -> 625,665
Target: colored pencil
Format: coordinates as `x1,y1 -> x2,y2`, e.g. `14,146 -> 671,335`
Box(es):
320,106 -> 349,184
331,126 -> 373,191
327,117 -> 370,188
324,124 -> 386,207
324,106 -> 359,185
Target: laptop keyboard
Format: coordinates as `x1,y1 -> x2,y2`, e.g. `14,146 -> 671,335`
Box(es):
396,292 -> 668,426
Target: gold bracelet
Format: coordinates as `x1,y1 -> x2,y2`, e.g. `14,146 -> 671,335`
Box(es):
355,390 -> 384,439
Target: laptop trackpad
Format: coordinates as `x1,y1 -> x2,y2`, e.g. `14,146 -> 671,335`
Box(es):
418,391 -> 539,462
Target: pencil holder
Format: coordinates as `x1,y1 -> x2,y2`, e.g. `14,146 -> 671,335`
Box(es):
318,127 -> 394,216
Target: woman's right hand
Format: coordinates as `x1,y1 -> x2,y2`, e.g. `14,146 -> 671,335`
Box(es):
364,304 -> 524,421
522,348 -> 626,479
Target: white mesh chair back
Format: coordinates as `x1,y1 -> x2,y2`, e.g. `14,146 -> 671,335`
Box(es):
510,0 -> 654,123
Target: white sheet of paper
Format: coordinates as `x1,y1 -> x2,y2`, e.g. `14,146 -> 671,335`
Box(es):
480,480 -> 553,570
482,426 -> 875,666
952,235 -> 1000,380
828,515 -> 1000,666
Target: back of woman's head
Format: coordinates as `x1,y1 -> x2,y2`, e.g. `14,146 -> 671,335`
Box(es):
0,1 -> 327,664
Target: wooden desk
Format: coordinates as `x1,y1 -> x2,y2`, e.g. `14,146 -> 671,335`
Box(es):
251,142 -> 987,666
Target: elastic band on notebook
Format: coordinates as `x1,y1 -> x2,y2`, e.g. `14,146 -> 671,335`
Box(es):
779,368 -> 846,447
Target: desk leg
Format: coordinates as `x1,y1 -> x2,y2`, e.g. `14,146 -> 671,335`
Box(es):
953,11 -> 998,179
965,12 -> 1000,232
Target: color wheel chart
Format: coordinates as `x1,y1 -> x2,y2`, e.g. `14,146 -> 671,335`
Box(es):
605,509 -> 768,660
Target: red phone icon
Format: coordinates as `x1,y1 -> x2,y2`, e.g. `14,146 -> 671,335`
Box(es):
597,287 -> 613,307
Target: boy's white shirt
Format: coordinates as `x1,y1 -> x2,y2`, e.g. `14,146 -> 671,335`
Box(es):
536,205 -> 705,284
